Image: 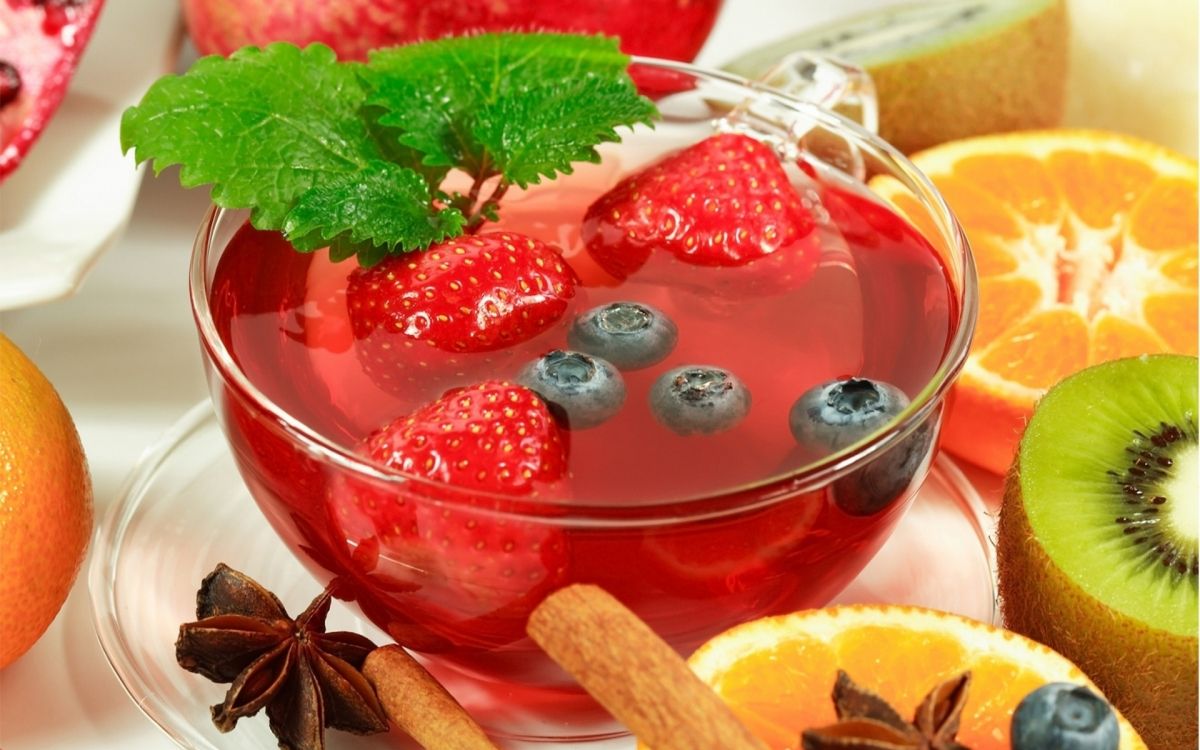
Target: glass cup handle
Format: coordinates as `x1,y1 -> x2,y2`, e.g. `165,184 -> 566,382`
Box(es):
755,51 -> 879,134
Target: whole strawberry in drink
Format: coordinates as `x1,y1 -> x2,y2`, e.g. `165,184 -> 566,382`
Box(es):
333,380 -> 570,648
346,231 -> 577,398
583,132 -> 821,292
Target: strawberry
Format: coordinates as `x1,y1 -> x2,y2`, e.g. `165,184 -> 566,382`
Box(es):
582,132 -> 821,288
0,0 -> 106,180
332,380 -> 571,648
345,231 -> 577,394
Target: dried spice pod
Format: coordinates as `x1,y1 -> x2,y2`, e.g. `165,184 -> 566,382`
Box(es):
801,670 -> 972,750
175,564 -> 388,750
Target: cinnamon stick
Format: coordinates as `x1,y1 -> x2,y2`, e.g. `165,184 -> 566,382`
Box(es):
362,645 -> 498,750
527,584 -> 769,750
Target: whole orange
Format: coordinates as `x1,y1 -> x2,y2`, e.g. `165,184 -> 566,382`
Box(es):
0,332 -> 93,669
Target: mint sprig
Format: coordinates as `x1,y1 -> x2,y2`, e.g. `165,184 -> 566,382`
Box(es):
120,33 -> 657,265
366,34 -> 657,189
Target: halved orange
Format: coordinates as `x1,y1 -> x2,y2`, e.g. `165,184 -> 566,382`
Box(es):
873,130 -> 1197,474
669,604 -> 1146,750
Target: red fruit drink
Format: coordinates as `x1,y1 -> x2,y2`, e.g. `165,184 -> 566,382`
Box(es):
204,119 -> 958,736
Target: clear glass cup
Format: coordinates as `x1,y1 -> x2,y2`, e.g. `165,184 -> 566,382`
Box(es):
188,56 -> 976,741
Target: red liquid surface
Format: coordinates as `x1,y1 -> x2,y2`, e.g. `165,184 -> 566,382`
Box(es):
207,142 -> 957,735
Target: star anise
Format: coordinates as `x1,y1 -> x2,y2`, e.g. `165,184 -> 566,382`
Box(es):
801,670 -> 973,750
175,563 -> 389,750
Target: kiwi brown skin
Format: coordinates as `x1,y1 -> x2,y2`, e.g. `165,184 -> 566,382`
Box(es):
872,0 -> 1068,153
998,457 -> 1199,750
724,0 -> 1069,155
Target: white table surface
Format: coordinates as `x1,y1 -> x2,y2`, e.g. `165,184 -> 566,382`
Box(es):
0,0 -> 1186,747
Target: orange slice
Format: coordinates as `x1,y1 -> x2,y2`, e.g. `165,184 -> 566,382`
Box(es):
660,605 -> 1146,750
873,130 -> 1198,474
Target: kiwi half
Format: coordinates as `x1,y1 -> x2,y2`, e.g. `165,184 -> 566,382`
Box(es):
721,0 -> 1068,153
998,354 -> 1198,750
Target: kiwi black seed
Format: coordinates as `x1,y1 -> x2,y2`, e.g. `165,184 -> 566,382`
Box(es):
1108,419 -> 1199,576
998,354 -> 1198,750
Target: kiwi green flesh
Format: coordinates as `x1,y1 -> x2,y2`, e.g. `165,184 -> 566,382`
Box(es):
723,0 -> 1059,77
1018,354 -> 1199,638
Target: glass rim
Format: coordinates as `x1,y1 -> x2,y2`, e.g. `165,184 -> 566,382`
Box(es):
188,56 -> 978,519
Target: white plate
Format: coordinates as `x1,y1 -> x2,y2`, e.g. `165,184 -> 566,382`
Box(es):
0,0 -> 182,310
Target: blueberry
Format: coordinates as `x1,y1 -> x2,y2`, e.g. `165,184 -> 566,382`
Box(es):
1012,683 -> 1119,750
789,377 -> 910,452
832,421 -> 934,516
517,350 -> 625,429
567,301 -> 678,370
649,366 -> 750,435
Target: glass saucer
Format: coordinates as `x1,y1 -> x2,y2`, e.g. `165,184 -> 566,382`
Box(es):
89,402 -> 997,750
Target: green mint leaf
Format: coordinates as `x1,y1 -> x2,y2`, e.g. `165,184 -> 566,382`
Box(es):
471,77 -> 659,187
282,161 -> 465,263
361,67 -> 485,175
364,33 -> 657,189
121,43 -> 383,230
363,104 -> 450,188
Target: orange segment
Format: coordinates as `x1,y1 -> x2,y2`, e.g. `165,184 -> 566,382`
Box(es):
975,276 -> 1043,347
874,130 -> 1198,474
673,605 -> 1147,750
978,308 -> 1089,390
929,175 -> 1025,238
1160,249 -> 1198,287
953,153 -> 1062,225
1046,150 -> 1157,229
1089,313 -> 1167,362
1145,291 -> 1199,354
714,636 -> 838,746
1128,178 -> 1200,250
971,234 -> 1020,277
831,624 -> 968,700
959,655 -> 1053,747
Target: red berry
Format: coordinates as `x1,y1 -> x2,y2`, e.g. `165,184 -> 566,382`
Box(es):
363,380 -> 568,494
346,231 -> 577,394
582,133 -> 821,286
332,381 -> 570,647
